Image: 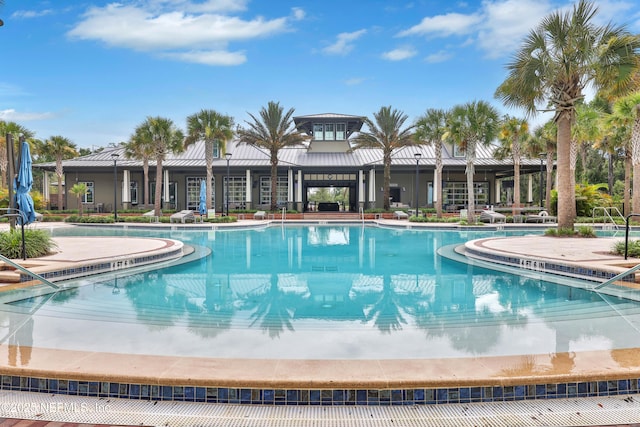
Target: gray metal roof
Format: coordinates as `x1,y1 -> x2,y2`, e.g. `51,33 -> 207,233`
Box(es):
34,139 -> 542,171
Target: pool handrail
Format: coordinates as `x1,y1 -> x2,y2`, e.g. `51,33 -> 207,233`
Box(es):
0,253 -> 59,289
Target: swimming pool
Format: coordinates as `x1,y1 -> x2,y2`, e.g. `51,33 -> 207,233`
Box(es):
6,225 -> 640,361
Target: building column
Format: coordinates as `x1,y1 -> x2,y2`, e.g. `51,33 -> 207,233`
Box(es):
288,168 -> 294,211
368,169 -> 376,209
433,169 -> 438,204
527,174 -> 533,204
495,179 -> 501,205
42,172 -> 50,208
296,170 -> 303,212
122,170 -> 131,209
163,169 -> 170,209
358,169 -> 365,210
245,169 -> 252,210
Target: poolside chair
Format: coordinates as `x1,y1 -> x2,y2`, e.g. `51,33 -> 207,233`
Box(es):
526,210 -> 557,223
393,211 -> 409,220
142,210 -> 159,223
254,210 -> 267,220
170,210 -> 195,223
479,210 -> 506,224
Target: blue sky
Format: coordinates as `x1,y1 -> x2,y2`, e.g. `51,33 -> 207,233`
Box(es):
2,0 -> 640,149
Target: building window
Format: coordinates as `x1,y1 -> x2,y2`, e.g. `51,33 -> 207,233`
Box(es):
224,176 -> 246,209
442,181 -> 489,208
80,181 -> 94,204
259,176 -> 288,207
313,124 -> 324,140
453,144 -> 465,157
213,141 -> 220,159
130,181 -> 138,205
336,123 -> 346,140
186,176 -> 215,211
149,181 -> 177,208
324,123 -> 334,140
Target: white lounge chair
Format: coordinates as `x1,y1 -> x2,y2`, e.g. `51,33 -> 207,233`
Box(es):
526,210 -> 557,223
170,210 -> 195,223
393,211 -> 409,220
479,210 -> 506,224
254,210 -> 267,220
142,210 -> 159,222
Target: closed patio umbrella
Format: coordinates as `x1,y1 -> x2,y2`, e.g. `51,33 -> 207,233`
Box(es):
199,180 -> 207,218
14,141 -> 36,226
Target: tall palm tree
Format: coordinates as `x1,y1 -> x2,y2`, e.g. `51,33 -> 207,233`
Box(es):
39,136 -> 78,210
528,121 -> 557,212
414,108 -> 448,217
185,109 -> 235,211
445,101 -> 500,223
0,121 -> 34,188
352,106 -> 416,211
124,124 -> 154,207
495,0 -> 640,229
611,92 -> 640,214
136,117 -> 187,218
236,101 -> 309,212
496,116 -> 529,214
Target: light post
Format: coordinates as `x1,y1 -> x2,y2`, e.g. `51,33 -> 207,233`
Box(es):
539,153 -> 545,209
414,152 -> 422,216
112,153 -> 119,222
225,152 -> 232,216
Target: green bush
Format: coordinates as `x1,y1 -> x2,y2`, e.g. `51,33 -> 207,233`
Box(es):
65,215 -> 114,223
613,240 -> 640,257
577,225 -> 596,238
0,229 -> 56,259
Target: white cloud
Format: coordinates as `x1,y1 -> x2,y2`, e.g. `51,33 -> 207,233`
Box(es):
66,2 -> 292,65
397,12 -> 481,37
0,109 -> 56,121
291,7 -> 306,21
11,9 -> 53,19
161,49 -> 246,65
344,77 -> 365,86
395,0 -> 638,59
322,29 -> 367,55
382,46 -> 417,61
425,50 -> 453,63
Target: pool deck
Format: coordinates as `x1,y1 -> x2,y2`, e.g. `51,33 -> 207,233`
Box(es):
1,220 -> 640,426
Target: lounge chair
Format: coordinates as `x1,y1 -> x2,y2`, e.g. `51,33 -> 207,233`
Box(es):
479,210 -> 506,224
393,211 -> 409,220
170,210 -> 195,223
142,210 -> 159,223
254,210 -> 266,220
526,210 -> 557,223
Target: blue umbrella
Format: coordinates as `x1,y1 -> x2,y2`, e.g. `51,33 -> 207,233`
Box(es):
14,141 -> 36,226
198,180 -> 207,216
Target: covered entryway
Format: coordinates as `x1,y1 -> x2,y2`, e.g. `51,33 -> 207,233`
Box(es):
302,173 -> 358,212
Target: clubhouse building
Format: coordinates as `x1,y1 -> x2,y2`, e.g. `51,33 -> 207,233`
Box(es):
34,113 -> 547,214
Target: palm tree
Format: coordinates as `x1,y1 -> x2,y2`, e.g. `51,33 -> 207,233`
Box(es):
445,101 -> 500,223
414,109 -> 448,217
236,101 -> 309,212
185,109 -> 235,211
527,121 -> 557,212
495,0 -> 640,229
0,121 -> 34,188
39,136 -> 78,210
352,106 -> 416,211
611,92 -> 640,214
496,116 -> 529,215
573,103 -> 603,185
135,117 -> 187,218
124,124 -> 154,207
69,182 -> 88,216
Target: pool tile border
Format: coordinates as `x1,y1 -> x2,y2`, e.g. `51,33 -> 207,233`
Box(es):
2,375 -> 639,405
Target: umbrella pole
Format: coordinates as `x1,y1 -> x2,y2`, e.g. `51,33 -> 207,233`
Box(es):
21,221 -> 25,260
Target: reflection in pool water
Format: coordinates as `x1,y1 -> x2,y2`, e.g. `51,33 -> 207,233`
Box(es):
6,225 -> 640,360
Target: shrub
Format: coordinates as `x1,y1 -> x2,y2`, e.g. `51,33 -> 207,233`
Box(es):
613,240 -> 640,257
65,215 -> 114,223
0,229 -> 56,259
577,225 -> 596,238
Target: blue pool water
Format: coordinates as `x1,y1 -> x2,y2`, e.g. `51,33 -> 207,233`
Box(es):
5,225 -> 640,360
